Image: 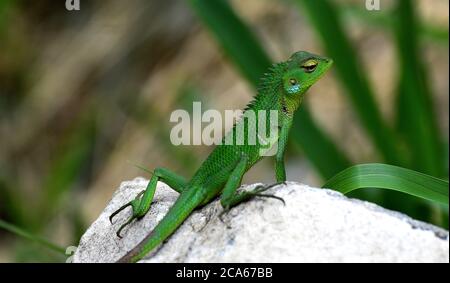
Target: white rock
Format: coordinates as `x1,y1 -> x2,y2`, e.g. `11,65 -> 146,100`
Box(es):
73,177 -> 449,263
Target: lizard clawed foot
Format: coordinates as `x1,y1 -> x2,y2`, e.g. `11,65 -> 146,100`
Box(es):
218,182 -> 286,224
251,182 -> 286,205
253,193 -> 285,205
253,181 -> 286,194
218,206 -> 231,223
218,206 -> 234,229
109,202 -> 132,224
109,190 -> 145,238
116,218 -> 135,239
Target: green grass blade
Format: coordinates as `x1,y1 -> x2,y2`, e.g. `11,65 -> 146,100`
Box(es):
323,163 -> 449,205
188,0 -> 351,179
0,177 -> 27,227
393,0 -> 444,177
0,219 -> 66,255
294,0 -> 404,166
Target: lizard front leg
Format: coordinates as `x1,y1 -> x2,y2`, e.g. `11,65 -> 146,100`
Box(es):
275,119 -> 292,182
220,155 -> 284,214
110,167 -> 188,238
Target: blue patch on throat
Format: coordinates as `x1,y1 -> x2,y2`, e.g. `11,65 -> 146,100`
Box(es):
287,84 -> 301,94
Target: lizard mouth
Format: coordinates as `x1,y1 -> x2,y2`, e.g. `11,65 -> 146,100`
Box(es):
315,58 -> 333,80
321,57 -> 334,73
323,58 -> 333,68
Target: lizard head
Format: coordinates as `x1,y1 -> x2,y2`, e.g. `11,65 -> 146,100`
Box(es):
281,51 -> 333,97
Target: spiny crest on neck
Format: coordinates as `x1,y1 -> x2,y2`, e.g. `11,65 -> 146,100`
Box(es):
243,62 -> 287,112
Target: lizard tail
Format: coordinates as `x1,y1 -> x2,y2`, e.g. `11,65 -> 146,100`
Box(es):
116,188 -> 202,263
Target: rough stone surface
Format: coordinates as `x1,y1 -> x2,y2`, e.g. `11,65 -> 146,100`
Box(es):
73,177 -> 449,263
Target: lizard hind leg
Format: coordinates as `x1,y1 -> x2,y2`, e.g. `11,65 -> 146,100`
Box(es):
109,167 -> 188,238
109,177 -> 158,238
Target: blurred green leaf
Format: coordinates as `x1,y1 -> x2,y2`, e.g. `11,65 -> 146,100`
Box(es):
0,177 -> 27,226
188,0 -> 269,85
0,0 -> 14,35
295,0 -> 404,166
323,163 -> 449,205
291,107 -> 351,178
0,219 -> 66,255
13,241 -> 66,263
339,4 -> 449,45
394,0 -> 444,177
39,108 -> 97,227
189,0 -> 351,179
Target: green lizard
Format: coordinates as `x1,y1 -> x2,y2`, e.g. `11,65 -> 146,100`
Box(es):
110,51 -> 333,263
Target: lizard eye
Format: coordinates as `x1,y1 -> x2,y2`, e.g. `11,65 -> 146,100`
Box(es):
289,78 -> 297,85
301,59 -> 318,73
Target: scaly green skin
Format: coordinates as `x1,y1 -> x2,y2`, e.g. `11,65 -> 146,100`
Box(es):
111,51 -> 333,263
